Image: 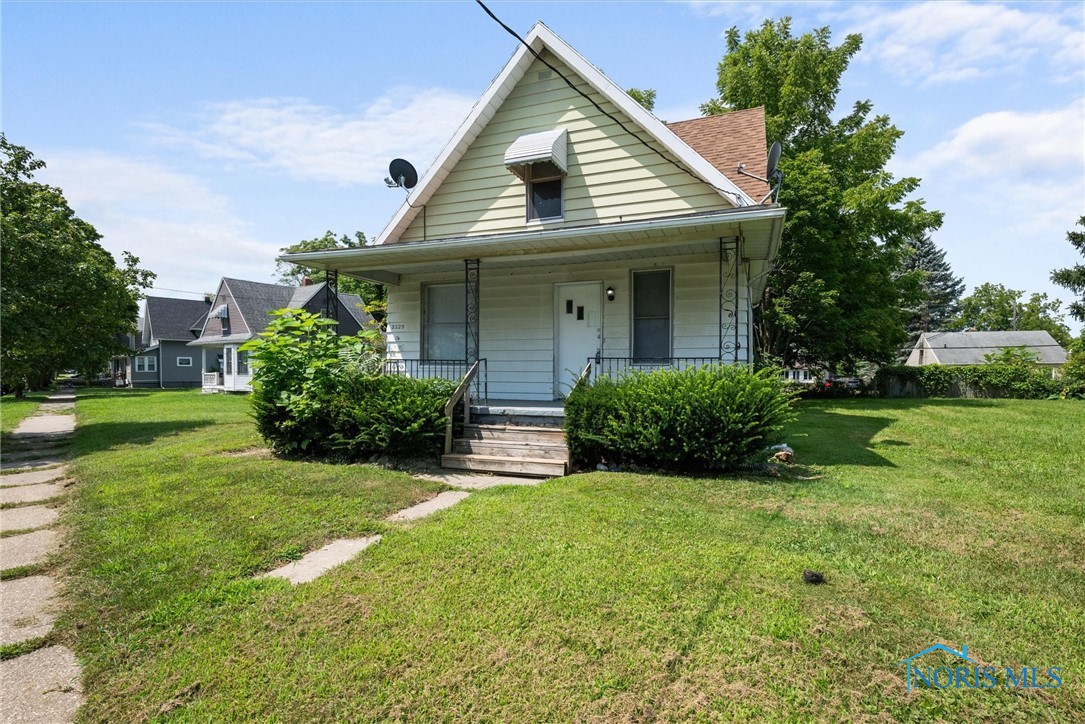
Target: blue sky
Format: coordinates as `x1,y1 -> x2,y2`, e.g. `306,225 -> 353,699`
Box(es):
4,1 -> 1083,330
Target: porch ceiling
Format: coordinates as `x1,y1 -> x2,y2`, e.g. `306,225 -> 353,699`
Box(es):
283,206 -> 784,285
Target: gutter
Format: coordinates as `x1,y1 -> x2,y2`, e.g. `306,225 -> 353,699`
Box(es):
282,205 -> 787,268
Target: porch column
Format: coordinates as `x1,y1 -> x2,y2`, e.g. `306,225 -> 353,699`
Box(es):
465,259 -> 480,364
201,348 -> 207,372
325,269 -> 340,334
719,236 -> 741,365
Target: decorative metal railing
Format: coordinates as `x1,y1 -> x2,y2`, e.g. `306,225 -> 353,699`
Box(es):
588,356 -> 725,380
382,358 -> 488,401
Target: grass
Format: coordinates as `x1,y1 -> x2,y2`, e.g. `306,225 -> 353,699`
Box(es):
58,391 -> 1084,721
0,389 -> 51,445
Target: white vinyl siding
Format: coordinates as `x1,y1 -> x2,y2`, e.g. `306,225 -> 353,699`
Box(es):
385,250 -> 751,400
397,52 -> 730,243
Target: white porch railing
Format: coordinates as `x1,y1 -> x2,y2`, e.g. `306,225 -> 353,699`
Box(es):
202,372 -> 222,387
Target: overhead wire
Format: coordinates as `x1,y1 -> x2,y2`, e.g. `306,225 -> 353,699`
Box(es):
473,0 -> 749,206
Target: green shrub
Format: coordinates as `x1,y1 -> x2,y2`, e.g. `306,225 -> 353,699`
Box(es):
876,349 -> 1063,399
565,365 -> 796,473
327,373 -> 455,459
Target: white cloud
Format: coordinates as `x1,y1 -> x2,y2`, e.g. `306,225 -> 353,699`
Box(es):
910,99 -> 1084,181
141,87 -> 475,186
40,152 -> 280,293
838,1 -> 1085,86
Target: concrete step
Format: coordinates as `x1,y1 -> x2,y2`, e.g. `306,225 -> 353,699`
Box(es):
441,453 -> 566,478
461,424 -> 566,444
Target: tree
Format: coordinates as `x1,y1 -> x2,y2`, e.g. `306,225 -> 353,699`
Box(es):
702,19 -> 943,370
953,282 -> 1072,346
276,231 -> 387,324
1051,215 -> 1085,323
626,88 -> 656,112
1,135 -> 155,393
897,235 -> 965,336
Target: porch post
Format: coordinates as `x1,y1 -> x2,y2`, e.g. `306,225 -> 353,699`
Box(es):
465,259 -> 481,399
325,269 -> 340,335
719,236 -> 741,365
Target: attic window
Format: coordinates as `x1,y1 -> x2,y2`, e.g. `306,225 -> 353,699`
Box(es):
526,162 -> 563,221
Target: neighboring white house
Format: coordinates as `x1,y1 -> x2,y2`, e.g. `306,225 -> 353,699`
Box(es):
905,331 -> 1068,372
283,22 -> 787,404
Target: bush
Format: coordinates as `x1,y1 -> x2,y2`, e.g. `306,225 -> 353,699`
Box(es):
875,348 -> 1064,399
565,365 -> 796,473
242,310 -> 453,459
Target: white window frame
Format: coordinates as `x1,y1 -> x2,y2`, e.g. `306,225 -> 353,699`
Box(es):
176,356 -> 193,367
525,162 -> 564,223
135,356 -> 157,373
631,268 -> 673,360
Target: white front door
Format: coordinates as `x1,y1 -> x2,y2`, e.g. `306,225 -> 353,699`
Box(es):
554,282 -> 602,398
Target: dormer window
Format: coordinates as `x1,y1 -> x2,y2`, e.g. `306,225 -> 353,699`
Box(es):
505,128 -> 568,223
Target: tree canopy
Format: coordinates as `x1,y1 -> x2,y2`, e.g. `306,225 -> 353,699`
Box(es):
276,231 -> 386,324
897,235 -> 965,337
1051,215 -> 1085,323
1,135 -> 154,392
953,282 -> 1072,347
702,18 -> 943,370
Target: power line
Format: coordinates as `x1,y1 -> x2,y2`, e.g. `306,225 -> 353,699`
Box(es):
473,0 -> 747,205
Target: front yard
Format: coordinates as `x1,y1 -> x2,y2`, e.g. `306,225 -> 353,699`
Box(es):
51,390 -> 1085,719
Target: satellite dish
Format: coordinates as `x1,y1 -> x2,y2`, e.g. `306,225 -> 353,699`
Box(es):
766,141 -> 782,178
388,158 -> 418,190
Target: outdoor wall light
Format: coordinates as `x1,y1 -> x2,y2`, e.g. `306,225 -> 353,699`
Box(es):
606,286 -> 615,301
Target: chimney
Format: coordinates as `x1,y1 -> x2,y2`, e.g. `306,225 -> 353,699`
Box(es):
301,277 -> 313,286
203,293 -> 213,305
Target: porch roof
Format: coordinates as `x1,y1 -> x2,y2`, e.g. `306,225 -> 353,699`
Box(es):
281,205 -> 785,287
187,333 -> 252,347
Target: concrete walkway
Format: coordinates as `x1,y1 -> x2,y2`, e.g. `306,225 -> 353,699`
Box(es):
260,472 -> 545,586
1,389 -> 82,722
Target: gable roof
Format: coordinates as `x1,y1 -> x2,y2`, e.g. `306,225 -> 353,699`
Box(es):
668,108 -> 770,202
375,22 -> 756,246
223,278 -> 296,336
919,330 -> 1068,365
144,296 -> 212,342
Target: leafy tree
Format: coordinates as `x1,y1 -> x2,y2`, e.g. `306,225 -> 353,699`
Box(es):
1,135 -> 154,394
1051,215 -> 1085,322
702,19 -> 942,370
897,235 -> 965,336
953,282 -> 1072,346
276,230 -> 387,324
626,88 -> 656,112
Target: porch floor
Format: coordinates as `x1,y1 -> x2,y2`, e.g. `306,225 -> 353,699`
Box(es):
470,399 -> 565,418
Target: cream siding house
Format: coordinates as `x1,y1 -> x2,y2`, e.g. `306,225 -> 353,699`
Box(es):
284,22 -> 786,405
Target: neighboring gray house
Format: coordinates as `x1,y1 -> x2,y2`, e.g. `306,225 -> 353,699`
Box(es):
189,278 -> 370,393
906,331 -> 1068,372
121,296 -> 212,388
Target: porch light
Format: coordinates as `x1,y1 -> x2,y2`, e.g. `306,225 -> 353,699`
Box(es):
606,286 -> 615,301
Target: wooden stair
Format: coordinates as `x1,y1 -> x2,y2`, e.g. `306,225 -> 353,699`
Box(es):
442,423 -> 568,478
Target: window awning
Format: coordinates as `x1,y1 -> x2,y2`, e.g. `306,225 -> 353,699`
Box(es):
504,128 -> 568,179
209,304 -> 229,319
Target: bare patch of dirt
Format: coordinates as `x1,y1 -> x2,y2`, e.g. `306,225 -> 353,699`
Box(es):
220,447 -> 272,459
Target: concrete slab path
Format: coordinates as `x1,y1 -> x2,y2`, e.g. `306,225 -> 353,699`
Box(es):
0,529 -> 58,571
11,416 -> 74,435
0,646 -> 83,724
1,448 -> 69,463
1,506 -> 59,533
387,490 -> 471,521
262,536 -> 382,585
0,483 -> 67,506
414,472 -> 545,490
0,457 -> 68,472
0,576 -> 58,645
0,467 -> 68,488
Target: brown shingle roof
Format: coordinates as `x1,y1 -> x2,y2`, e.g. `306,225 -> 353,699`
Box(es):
668,107 -> 770,202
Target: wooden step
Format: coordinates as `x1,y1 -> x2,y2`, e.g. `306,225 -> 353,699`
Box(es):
441,453 -> 566,478
461,423 -> 566,444
452,438 -> 568,460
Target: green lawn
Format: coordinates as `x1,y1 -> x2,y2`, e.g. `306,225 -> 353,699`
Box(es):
54,390 -> 1084,720
0,389 -> 51,443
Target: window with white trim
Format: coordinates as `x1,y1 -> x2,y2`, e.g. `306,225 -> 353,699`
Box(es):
423,284 -> 466,360
176,357 -> 193,367
237,350 -> 249,375
632,269 -> 672,360
526,161 -> 564,221
135,356 -> 157,373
